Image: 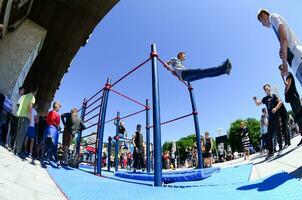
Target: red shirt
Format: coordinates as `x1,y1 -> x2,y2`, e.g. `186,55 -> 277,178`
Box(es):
46,110 -> 60,127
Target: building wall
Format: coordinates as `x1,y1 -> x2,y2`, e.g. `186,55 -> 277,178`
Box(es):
0,19 -> 46,104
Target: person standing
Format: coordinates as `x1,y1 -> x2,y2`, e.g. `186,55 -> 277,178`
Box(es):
132,124 -> 144,172
6,87 -> 24,150
24,104 -> 38,157
202,131 -> 213,167
257,9 -> 302,86
260,108 -> 268,153
240,122 -> 250,160
167,52 -> 232,82
253,84 -> 283,158
61,108 -> 85,165
14,86 -> 37,156
44,102 -> 61,167
279,64 -> 302,146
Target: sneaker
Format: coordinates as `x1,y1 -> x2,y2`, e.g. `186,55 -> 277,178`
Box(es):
297,139 -> 302,146
57,162 -> 61,168
222,59 -> 232,75
265,153 -> 274,159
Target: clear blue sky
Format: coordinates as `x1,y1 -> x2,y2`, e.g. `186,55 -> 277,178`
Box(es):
54,0 -> 302,144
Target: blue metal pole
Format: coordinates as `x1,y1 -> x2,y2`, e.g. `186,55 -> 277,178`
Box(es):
187,82 -> 203,169
150,44 -> 162,186
76,98 -> 87,168
107,136 -> 112,171
96,78 -> 111,175
146,99 -> 151,173
114,111 -> 120,172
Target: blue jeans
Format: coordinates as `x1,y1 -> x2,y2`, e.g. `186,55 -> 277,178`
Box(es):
295,62 -> 302,87
181,65 -> 227,82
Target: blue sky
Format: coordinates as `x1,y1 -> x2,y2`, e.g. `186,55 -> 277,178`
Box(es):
54,0 -> 302,144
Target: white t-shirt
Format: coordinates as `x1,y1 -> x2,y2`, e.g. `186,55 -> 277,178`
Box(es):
29,108 -> 37,127
168,57 -> 186,78
270,13 -> 302,74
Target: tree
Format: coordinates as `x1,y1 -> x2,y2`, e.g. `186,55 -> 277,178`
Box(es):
228,118 -> 260,152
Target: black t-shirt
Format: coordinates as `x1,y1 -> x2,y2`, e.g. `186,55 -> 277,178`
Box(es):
134,132 -> 143,148
286,72 -> 299,99
262,94 -> 279,119
119,126 -> 126,135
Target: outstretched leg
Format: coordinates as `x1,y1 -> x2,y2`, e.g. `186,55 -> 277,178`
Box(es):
181,59 -> 232,82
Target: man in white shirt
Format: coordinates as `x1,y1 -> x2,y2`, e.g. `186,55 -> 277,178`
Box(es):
257,9 -> 302,86
167,52 -> 232,82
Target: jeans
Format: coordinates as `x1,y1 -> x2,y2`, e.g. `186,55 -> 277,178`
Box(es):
181,64 -> 227,82
280,113 -> 291,146
267,117 -> 281,154
295,62 -> 302,87
289,94 -> 302,136
14,117 -> 29,154
8,114 -> 18,148
45,137 -> 58,162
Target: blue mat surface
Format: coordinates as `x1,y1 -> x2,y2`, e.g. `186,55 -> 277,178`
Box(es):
47,164 -> 302,200
115,167 -> 220,183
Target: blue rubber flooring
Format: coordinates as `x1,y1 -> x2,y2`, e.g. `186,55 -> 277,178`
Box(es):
47,164 -> 302,200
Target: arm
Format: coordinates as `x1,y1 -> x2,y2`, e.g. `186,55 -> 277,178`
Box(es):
272,98 -> 283,113
253,96 -> 262,106
284,75 -> 292,93
61,113 -> 67,125
28,103 -> 33,123
278,24 -> 289,72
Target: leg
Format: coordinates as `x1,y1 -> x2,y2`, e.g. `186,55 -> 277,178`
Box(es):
29,139 -> 34,155
14,118 -> 29,155
24,137 -> 29,154
267,120 -> 274,154
181,59 -> 231,82
9,115 -> 18,148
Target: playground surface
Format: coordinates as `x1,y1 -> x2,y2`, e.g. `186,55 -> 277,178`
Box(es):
0,136 -> 301,200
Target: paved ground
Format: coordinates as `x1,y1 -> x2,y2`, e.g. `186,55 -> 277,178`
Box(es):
212,135 -> 302,182
0,146 -> 66,200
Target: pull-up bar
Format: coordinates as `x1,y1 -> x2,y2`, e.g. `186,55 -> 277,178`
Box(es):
76,44 -> 203,187
110,89 -> 146,108
147,112 -> 194,129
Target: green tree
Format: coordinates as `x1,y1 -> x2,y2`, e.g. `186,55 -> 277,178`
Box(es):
228,118 -> 260,152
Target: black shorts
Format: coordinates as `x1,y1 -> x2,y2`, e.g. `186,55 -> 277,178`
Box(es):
203,152 -> 211,158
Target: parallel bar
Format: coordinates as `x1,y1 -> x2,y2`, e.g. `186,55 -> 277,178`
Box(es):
111,58 -> 152,87
96,78 -> 111,175
85,104 -> 101,117
148,113 -> 193,129
150,44 -> 162,186
110,89 -> 146,108
84,123 -> 98,130
86,88 -> 104,103
114,112 -> 120,172
86,95 -> 103,110
84,113 -> 99,123
105,109 -> 146,124
146,99 -> 151,173
188,82 -> 203,169
120,109 -> 146,120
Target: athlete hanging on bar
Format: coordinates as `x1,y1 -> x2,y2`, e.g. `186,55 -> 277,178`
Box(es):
166,52 -> 232,82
